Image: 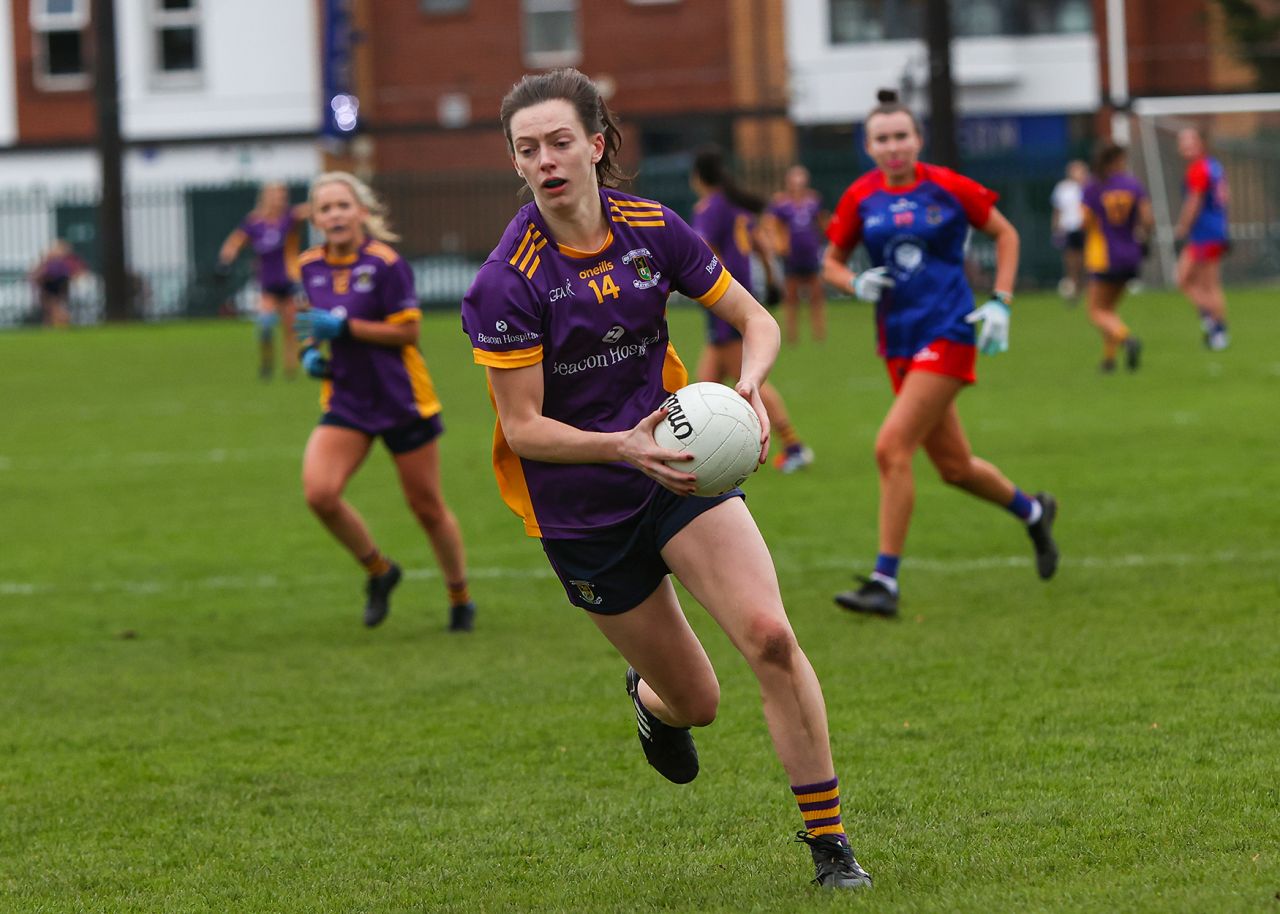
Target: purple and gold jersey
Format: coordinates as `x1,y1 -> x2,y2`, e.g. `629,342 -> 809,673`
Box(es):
298,240 -> 440,433
241,210 -> 303,288
768,192 -> 824,274
1185,156 -> 1229,244
461,188 -> 730,539
828,163 -> 998,359
1082,172 -> 1148,275
692,191 -> 756,345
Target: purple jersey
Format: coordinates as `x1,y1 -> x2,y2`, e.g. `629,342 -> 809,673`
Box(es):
240,210 -> 303,289
298,240 -> 440,433
461,188 -> 730,539
691,191 -> 756,345
1082,172 -> 1148,275
827,163 -> 998,359
768,192 -> 824,274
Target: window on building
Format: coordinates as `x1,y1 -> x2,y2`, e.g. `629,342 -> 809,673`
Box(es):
421,0 -> 470,13
522,0 -> 580,67
830,0 -> 1091,42
152,0 -> 202,85
30,0 -> 89,90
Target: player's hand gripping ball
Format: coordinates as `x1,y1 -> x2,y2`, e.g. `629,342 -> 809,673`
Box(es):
653,382 -> 763,497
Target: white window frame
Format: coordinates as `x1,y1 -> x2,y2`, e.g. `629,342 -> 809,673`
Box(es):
30,0 -> 90,91
150,0 -> 203,89
522,0 -> 581,68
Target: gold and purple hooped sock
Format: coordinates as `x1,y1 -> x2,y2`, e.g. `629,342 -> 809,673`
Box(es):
446,579 -> 471,607
792,776 -> 847,845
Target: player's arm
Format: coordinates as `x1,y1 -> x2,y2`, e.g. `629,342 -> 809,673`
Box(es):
1174,190 -> 1203,242
978,206 -> 1019,297
821,242 -> 856,296
486,363 -> 696,494
1137,197 -> 1156,240
217,228 -> 247,268
705,277 -> 776,461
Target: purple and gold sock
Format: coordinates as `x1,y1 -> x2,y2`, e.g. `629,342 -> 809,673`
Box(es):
792,776 -> 847,845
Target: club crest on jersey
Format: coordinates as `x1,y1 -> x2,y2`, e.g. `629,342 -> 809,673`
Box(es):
569,579 -> 604,605
622,248 -> 661,290
353,265 -> 377,293
926,205 -> 944,225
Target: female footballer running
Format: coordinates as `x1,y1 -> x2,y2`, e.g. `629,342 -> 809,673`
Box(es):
294,172 -> 474,633
461,68 -> 871,890
821,89 -> 1059,618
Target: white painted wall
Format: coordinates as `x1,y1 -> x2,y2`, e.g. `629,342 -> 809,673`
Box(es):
116,0 -> 320,140
786,8 -> 1100,124
0,0 -> 16,147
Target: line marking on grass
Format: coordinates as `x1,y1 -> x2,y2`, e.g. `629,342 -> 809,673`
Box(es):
2,548 -> 1273,599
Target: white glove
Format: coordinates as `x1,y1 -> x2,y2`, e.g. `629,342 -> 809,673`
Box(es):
964,297 -> 1012,356
852,266 -> 894,304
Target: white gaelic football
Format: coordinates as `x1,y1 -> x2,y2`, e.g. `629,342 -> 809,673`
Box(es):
653,382 -> 762,497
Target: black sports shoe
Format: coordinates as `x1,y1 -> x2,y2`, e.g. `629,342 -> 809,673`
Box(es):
1124,336 -> 1143,371
624,667 -> 698,784
448,601 -> 475,633
363,562 -> 402,628
1099,358 -> 1116,374
834,576 -> 899,617
795,832 -> 873,889
1027,493 -> 1059,580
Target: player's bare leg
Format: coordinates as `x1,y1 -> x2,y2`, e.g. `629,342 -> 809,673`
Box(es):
804,274 -> 827,342
1086,280 -> 1136,371
392,439 -> 474,630
783,277 -> 802,344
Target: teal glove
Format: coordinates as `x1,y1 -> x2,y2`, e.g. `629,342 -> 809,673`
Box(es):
300,346 -> 331,379
964,295 -> 1012,356
296,309 -> 349,341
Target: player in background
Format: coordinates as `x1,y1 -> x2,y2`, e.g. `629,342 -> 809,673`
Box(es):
29,239 -> 87,328
1050,159 -> 1089,302
1081,143 -> 1154,373
690,147 -> 815,474
294,172 -> 475,633
821,89 -> 1059,618
462,68 -> 872,890
1173,127 -> 1231,351
217,183 -> 309,379
766,165 -> 829,343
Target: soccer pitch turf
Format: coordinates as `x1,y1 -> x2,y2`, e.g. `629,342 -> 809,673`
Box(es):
2,289 -> 1277,913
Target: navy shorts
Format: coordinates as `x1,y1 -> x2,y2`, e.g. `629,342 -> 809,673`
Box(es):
262,281 -> 298,298
1090,269 -> 1137,285
319,412 -> 444,454
1065,229 -> 1085,252
541,486 -> 745,615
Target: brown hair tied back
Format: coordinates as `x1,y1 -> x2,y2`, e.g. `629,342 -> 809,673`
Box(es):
867,87 -> 921,134
1093,141 -> 1127,176
499,67 -> 630,188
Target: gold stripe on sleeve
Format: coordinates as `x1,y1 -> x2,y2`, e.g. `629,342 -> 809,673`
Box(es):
694,269 -> 732,307
387,308 -> 423,325
472,345 -> 543,368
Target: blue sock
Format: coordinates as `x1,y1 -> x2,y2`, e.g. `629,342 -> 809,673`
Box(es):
1006,489 -> 1036,522
873,553 -> 900,580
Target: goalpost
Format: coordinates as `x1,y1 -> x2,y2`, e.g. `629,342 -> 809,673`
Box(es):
1128,93 -> 1280,287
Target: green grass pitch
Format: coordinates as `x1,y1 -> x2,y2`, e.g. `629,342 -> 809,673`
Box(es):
2,288 -> 1277,913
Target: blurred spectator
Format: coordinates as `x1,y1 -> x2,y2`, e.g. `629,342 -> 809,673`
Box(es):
29,240 -> 87,328
1050,159 -> 1088,302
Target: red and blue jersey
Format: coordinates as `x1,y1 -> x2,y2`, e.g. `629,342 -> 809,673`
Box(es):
461,187 -> 728,539
827,163 -> 998,359
1184,156 -> 1229,244
241,210 -> 304,288
298,240 -> 440,433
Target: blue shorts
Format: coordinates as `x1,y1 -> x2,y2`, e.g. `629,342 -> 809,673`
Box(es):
319,412 -> 444,454
541,486 -> 745,615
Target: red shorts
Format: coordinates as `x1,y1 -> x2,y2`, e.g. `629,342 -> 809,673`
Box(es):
1187,241 -> 1228,262
885,339 -> 977,394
